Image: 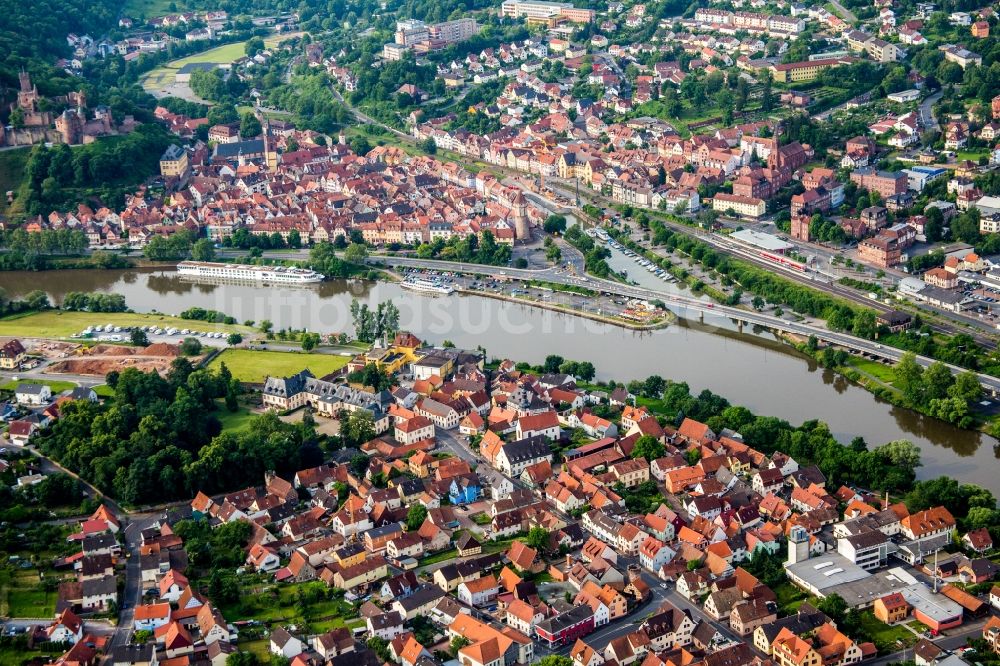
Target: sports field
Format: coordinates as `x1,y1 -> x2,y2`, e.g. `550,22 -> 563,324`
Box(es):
141,34 -> 300,93
207,348 -> 351,383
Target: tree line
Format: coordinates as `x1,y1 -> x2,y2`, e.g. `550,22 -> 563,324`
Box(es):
62,291 -> 128,313
34,363 -> 322,505
143,229 -> 195,261
0,228 -> 132,271
0,228 -> 88,256
20,124 -> 175,218
180,307 -> 238,325
894,351 -> 983,427
414,230 -> 512,267
350,298 -> 400,344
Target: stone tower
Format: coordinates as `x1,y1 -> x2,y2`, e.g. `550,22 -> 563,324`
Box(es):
14,69 -> 52,127
17,69 -> 39,113
56,109 -> 83,145
512,190 -> 530,241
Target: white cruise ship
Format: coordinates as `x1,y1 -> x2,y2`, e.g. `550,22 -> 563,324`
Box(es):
400,277 -> 455,295
176,261 -> 324,284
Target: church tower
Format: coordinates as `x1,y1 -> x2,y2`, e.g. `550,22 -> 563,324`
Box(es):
767,126 -> 784,171
257,105 -> 278,171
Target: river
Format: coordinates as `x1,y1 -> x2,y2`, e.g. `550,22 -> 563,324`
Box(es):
3,267 -> 999,491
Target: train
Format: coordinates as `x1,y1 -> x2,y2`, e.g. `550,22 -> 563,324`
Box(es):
757,250 -> 809,272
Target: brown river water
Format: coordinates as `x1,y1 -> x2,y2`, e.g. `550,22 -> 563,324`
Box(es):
2,267 -> 998,492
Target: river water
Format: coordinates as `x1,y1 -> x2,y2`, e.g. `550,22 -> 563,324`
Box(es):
3,267 -> 998,491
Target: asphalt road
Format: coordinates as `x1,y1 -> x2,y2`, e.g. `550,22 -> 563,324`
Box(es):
106,515 -> 159,651
436,428 -> 478,465
827,0 -> 857,22
920,91 -> 944,132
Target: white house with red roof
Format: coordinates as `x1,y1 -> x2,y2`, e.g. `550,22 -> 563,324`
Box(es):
515,410 -> 561,440
46,609 -> 84,644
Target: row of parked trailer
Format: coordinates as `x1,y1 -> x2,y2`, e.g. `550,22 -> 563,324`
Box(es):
75,325 -> 228,339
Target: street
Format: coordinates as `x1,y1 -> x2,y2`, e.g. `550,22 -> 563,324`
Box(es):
106,515 -> 159,651
436,428 -> 478,465
920,91 -> 944,133
827,0 -> 857,22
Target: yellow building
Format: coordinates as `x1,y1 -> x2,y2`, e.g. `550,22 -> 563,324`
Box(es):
365,347 -> 417,374
159,144 -> 189,178
712,193 -> 767,218
768,57 -> 855,83
361,331 -> 426,374
0,339 -> 26,369
772,629 -> 821,666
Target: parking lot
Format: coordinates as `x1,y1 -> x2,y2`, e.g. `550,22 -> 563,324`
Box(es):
70,324 -> 231,347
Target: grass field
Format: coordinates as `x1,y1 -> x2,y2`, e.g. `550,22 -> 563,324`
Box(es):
860,611 -> 916,652
239,640 -> 272,662
215,400 -> 256,431
824,2 -> 845,17
0,147 -> 30,218
0,310 -> 251,340
418,548 -> 459,566
141,33 -> 299,92
774,581 -> 808,614
416,535 -> 515,567
141,41 -> 248,92
122,0 -> 189,16
173,42 -> 249,68
0,645 -> 59,665
0,379 -> 77,393
208,349 -> 351,383
848,356 -> 897,384
957,150 -> 988,162
217,579 -> 358,627
0,567 -> 57,618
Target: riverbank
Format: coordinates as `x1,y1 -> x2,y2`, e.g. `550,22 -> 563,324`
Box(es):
455,287 -> 674,331
778,331 -> 1000,438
